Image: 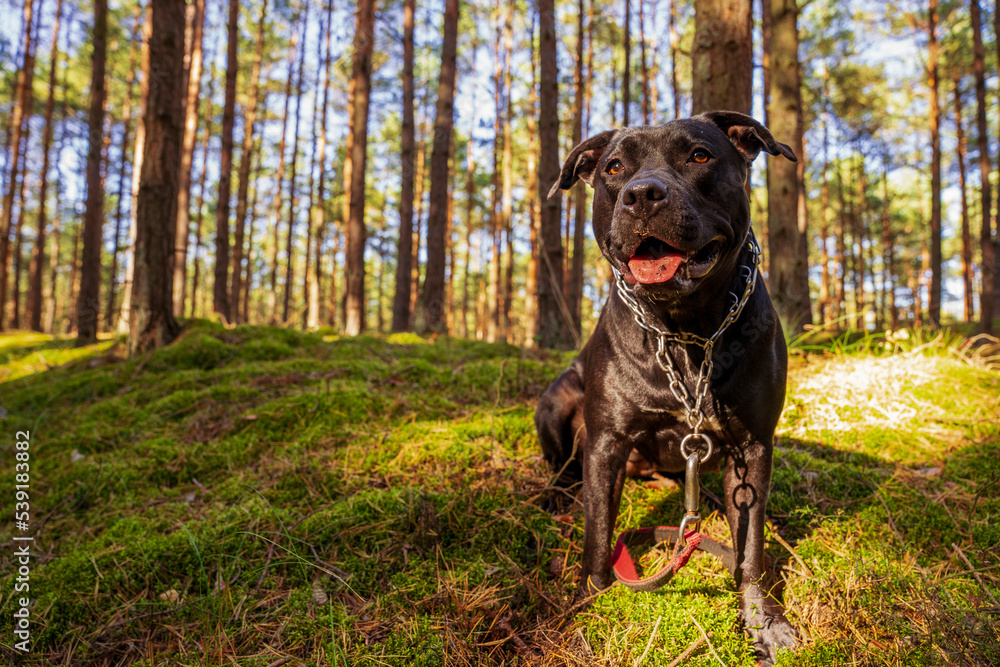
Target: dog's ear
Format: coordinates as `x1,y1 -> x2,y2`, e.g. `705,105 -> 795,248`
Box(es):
547,130 -> 618,200
700,111 -> 797,164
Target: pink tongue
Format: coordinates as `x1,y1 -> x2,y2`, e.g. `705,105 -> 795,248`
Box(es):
628,253 -> 685,284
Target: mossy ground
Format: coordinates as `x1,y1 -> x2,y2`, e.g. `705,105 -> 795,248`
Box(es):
0,322 -> 997,665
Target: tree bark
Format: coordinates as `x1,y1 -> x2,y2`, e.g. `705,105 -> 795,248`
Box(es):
972,0 -> 994,333
28,0 -> 63,332
948,75 -> 972,322
487,14 -> 502,342
639,0 -> 649,124
538,0 -> 570,348
523,11 -> 539,346
268,16 -> 300,323
818,84 -> 831,326
460,36 -> 480,339
129,0 -> 184,355
420,0 -> 460,332
570,0 -> 587,339
77,0 -> 108,343
229,0 -> 268,323
623,0 -> 631,125
409,129 -> 425,321
765,0 -> 811,332
105,7 -> 141,330
213,0 -> 239,320
0,0 -> 38,331
692,0 -> 751,114
499,1 -> 513,340
282,2 -> 310,324
927,0 -> 942,326
392,0 -> 416,332
117,4 -> 152,335
670,0 -> 680,118
190,85 -> 213,319
307,0 -> 333,330
171,0 -> 205,317
344,0 -> 376,336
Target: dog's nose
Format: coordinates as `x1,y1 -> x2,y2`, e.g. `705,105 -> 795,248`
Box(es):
621,178 -> 668,219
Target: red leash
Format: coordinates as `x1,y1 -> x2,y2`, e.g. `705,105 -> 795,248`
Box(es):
611,525 -> 735,592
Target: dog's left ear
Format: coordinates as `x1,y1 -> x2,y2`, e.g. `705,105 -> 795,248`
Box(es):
700,111 -> 797,164
547,129 -> 618,200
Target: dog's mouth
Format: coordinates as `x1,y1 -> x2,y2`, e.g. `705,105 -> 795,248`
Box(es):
626,237 -> 723,285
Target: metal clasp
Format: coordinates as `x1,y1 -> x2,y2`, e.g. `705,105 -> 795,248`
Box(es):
673,452 -> 702,558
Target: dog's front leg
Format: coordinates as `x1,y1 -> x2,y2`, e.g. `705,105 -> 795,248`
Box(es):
723,441 -> 798,665
579,436 -> 628,595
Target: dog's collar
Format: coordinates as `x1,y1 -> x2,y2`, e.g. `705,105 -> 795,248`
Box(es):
614,227 -> 761,350
614,228 -> 762,436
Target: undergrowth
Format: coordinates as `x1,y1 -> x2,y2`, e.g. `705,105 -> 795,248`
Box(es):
0,321 -> 997,665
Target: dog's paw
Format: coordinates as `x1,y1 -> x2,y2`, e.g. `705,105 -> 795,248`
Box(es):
744,609 -> 798,666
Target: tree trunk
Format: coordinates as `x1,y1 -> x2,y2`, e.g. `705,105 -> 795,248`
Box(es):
77,0 -> 108,343
410,131 -> 425,322
851,156 -> 865,328
499,1 -> 513,340
10,172 -> 29,329
523,12 -> 539,346
639,0 -> 649,124
950,74 -> 973,322
834,160 -> 846,324
623,0 -> 631,125
267,17 -> 300,324
105,8 -> 141,330
927,0 -> 942,326
538,0 -> 570,348
692,0 -> 752,114
570,0 -> 587,339
230,0 -> 268,323
213,0 -> 239,320
993,0 -> 1000,322
818,86 -> 831,326
129,0 -> 184,355
28,0 -> 63,332
0,0 -> 38,331
881,157 -> 897,330
189,61 -> 214,319
282,2 -> 310,325
670,0 -> 680,118
392,0 -> 416,332
344,0 -> 376,336
242,146 -> 262,322
307,0 -> 333,330
972,0 -> 994,333
171,0 -> 205,317
117,4 -> 152,335
420,0 -> 460,332
765,0 -> 811,332
487,15 -> 502,343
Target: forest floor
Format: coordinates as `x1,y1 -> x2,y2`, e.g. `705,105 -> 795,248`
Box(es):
0,321 -> 998,666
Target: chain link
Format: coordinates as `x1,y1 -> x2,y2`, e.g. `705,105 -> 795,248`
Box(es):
615,229 -> 762,456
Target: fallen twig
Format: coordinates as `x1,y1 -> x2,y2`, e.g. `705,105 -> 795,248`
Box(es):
631,615 -> 662,667
952,542 -> 1000,607
688,614 -> 727,667
666,634 -> 708,667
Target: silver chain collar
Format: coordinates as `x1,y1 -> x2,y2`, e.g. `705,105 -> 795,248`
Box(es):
614,229 -> 762,461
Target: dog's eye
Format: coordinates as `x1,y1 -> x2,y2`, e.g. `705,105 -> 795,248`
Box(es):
691,150 -> 711,164
606,159 -> 624,175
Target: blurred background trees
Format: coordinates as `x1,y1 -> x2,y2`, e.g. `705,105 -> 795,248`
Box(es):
0,0 -> 997,355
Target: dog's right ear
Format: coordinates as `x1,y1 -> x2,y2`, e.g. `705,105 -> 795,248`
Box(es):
547,130 -> 618,200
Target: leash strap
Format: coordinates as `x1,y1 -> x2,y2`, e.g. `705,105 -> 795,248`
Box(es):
611,526 -> 736,592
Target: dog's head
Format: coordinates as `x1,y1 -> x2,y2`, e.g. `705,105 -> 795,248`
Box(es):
548,112 -> 796,302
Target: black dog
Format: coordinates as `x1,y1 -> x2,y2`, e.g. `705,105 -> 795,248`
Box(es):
536,111 -> 798,665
